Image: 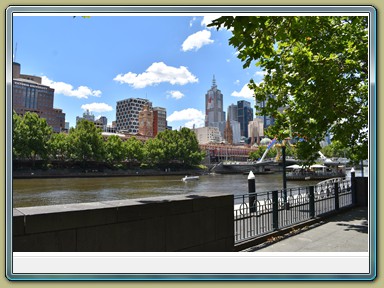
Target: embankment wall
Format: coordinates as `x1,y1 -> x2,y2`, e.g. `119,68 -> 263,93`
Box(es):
13,192 -> 234,252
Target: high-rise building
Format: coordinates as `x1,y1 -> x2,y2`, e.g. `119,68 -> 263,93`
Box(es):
205,75 -> 225,127
227,104 -> 238,122
237,100 -> 254,138
230,121 -> 241,144
153,107 -> 167,136
115,98 -> 151,133
255,95 -> 276,129
138,103 -> 154,137
12,62 -> 66,133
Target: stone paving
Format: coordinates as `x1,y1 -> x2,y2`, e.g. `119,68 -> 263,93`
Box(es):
245,206 -> 369,252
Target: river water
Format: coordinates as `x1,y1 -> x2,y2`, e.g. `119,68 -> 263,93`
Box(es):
12,168 -> 367,208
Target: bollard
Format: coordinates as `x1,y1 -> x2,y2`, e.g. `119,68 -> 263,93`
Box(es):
309,186 -> 315,218
272,190 -> 279,231
248,171 -> 256,213
334,182 -> 339,210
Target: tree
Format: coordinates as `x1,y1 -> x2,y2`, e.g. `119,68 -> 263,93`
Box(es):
177,127 -> 205,166
210,16 -> 368,164
321,140 -> 350,159
67,119 -> 104,166
104,135 -> 126,166
12,111 -> 53,165
124,136 -> 144,165
143,137 -> 164,167
48,132 -> 70,164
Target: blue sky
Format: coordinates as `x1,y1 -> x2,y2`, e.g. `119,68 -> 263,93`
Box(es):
13,14 -> 264,129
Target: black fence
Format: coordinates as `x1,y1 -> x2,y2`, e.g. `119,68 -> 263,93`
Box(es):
234,178 -> 353,244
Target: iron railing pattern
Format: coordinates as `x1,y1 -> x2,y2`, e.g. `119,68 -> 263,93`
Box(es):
234,178 -> 353,244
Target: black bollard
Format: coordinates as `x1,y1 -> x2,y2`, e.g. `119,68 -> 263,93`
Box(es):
248,171 -> 256,213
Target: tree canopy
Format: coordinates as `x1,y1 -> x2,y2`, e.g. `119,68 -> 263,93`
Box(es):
13,112 -> 205,169
210,16 -> 368,164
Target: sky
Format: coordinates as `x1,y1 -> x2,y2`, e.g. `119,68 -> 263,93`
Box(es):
12,14 -> 265,129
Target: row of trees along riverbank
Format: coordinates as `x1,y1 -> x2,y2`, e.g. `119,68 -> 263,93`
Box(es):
12,111 -> 206,171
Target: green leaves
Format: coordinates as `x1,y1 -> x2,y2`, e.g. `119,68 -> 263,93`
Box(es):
13,111 -> 53,163
210,16 -> 368,163
67,119 -> 105,163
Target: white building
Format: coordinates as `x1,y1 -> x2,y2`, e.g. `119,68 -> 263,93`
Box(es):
230,121 -> 241,144
193,126 -> 223,145
248,118 -> 264,145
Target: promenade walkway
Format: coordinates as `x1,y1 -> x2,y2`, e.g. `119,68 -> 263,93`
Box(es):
244,206 -> 369,252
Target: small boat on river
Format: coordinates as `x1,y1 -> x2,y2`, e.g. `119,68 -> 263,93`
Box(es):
182,175 -> 200,181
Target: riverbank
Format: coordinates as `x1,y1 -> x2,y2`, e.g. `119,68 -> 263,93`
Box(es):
12,167 -> 209,179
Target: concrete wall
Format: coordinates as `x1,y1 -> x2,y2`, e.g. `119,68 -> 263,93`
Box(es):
13,193 -> 234,252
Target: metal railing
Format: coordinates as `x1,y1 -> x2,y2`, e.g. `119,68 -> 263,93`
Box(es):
234,178 -> 353,244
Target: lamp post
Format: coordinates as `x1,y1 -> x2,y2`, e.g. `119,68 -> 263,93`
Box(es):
282,144 -> 288,209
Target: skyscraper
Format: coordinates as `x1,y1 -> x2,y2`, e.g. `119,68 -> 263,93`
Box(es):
227,104 -> 238,122
205,75 -> 225,127
237,100 -> 254,138
12,62 -> 66,133
255,94 -> 276,129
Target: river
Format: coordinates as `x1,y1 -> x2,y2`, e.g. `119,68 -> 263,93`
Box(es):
12,168 -> 367,208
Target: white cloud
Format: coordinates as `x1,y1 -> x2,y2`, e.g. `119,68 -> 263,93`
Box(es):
189,16 -> 197,27
184,118 -> 205,129
41,76 -> 101,99
167,108 -> 205,128
254,71 -> 266,77
231,83 -> 255,99
167,90 -> 185,100
201,16 -> 219,28
113,62 -> 198,89
81,102 -> 113,113
234,79 -> 240,85
181,30 -> 214,52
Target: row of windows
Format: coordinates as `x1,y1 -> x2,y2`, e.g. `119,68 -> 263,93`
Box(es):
116,106 -> 144,113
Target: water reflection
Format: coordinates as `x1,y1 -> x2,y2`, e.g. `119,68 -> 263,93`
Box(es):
13,167 -> 367,208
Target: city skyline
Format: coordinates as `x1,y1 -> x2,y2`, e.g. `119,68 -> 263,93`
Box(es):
12,14 -> 264,129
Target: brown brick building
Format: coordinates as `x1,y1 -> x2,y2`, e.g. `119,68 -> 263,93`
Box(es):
12,62 -> 66,133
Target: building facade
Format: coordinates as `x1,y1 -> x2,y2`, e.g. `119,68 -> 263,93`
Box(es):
205,76 -> 225,127
12,62 -> 66,133
153,107 -> 167,136
76,109 -> 95,124
255,95 -> 275,130
237,100 -> 254,138
248,118 -> 264,145
230,121 -> 241,144
193,126 -> 223,145
115,98 -> 151,134
227,104 -> 238,122
138,103 -> 154,137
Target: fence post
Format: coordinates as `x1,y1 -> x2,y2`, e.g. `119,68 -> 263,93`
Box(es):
272,190 -> 279,231
248,171 -> 256,213
351,168 -> 357,205
334,182 -> 339,211
309,186 -> 315,218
